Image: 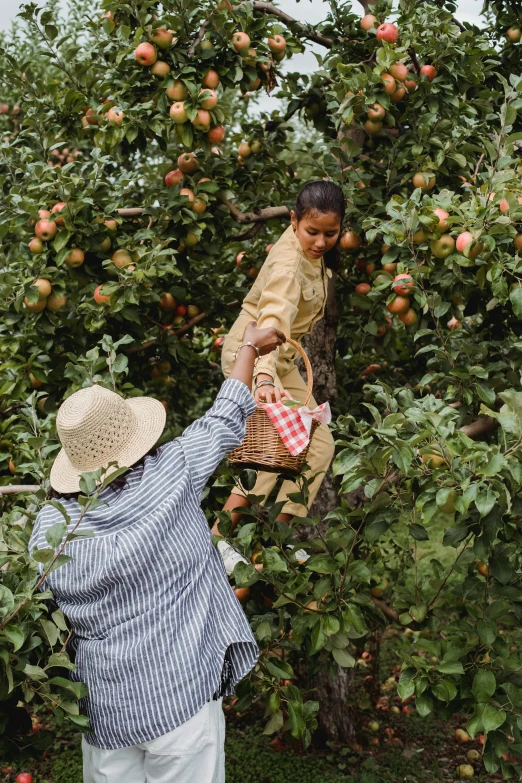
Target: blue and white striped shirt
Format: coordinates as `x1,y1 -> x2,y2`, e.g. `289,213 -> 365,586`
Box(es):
29,379 -> 259,749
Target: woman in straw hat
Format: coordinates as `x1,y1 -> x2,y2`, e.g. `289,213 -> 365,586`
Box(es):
29,321 -> 285,783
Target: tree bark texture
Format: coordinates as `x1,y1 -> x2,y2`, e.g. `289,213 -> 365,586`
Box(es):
297,273 -> 356,745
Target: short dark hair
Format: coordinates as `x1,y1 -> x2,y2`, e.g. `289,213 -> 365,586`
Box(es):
294,180 -> 345,270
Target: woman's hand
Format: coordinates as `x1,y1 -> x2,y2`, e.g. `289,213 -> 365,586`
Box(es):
242,321 -> 286,356
254,373 -> 290,404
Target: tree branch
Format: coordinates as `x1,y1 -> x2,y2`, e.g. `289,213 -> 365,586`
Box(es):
230,221 -> 265,241
218,196 -> 290,225
371,596 -> 400,622
0,485 -> 40,495
128,311 -> 207,354
250,1 -> 335,49
188,19 -> 210,56
460,415 -> 498,439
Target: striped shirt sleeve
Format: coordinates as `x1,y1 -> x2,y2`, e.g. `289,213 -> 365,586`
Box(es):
179,379 -> 257,496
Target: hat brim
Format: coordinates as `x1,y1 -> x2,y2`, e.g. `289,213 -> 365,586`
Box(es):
50,396 -> 166,494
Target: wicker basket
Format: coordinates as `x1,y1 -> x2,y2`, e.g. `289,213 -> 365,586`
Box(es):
229,337 -> 319,477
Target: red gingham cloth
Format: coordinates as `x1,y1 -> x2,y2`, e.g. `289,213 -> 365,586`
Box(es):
258,401 -> 332,456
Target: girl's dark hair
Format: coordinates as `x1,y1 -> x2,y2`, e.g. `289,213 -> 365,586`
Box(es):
47,447 -> 158,501
294,180 -> 346,271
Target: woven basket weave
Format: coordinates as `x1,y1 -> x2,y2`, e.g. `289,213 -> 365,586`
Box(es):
229,337 -> 319,477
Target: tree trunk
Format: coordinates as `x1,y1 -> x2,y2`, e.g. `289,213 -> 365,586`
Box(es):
298,273 -> 356,746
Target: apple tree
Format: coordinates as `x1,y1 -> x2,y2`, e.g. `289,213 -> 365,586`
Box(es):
1,0 -> 522,775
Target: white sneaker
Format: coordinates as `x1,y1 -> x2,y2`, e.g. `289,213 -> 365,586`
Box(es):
287,545 -> 310,563
216,539 -> 250,576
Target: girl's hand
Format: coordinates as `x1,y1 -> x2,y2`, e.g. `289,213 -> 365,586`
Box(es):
242,321 -> 286,356
254,373 -> 291,404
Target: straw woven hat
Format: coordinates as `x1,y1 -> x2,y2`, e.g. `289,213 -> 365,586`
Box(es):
50,384 -> 166,493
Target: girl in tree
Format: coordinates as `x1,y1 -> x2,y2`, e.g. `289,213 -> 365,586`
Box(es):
215,180 -> 344,573
29,321 -> 285,783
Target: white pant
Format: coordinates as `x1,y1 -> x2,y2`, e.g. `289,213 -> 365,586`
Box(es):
82,698 -> 225,783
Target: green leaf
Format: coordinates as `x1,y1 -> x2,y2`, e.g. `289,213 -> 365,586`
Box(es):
22,664 -> 48,680
45,521 -> 67,548
482,705 -> 506,733
510,285 -> 522,317
436,661 -> 464,675
288,701 -> 305,739
415,692 -> 433,716
432,678 -> 457,702
266,659 -> 294,680
477,619 -> 497,646
332,647 -> 356,667
2,624 -> 24,651
263,709 -> 284,735
343,604 -> 367,634
409,523 -> 429,541
472,670 -> 496,703
305,554 -> 337,574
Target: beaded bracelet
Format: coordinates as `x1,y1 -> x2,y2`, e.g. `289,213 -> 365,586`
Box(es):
254,380 -> 276,393
233,341 -> 260,366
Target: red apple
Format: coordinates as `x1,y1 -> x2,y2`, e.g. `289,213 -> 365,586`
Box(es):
404,78 -> 417,92
28,238 -> 44,254
135,42 -> 157,66
24,297 -> 47,312
387,295 -> 410,315
238,141 -> 252,158
175,304 -> 188,317
364,119 -> 383,135
381,73 -> 396,94
159,293 -> 176,310
165,169 -> 184,187
389,62 -> 409,81
151,61 -> 171,77
192,109 -> 211,131
390,86 -> 406,102
151,28 -> 173,49
180,187 -> 195,202
376,23 -> 399,44
412,172 -> 436,190
166,80 -> 188,101
64,248 -> 85,267
360,14 -> 379,31
268,35 -> 286,52
35,220 -> 57,241
430,234 -> 455,258
339,230 -> 362,250
399,308 -> 418,326
420,64 -> 438,81
169,101 -> 188,123
107,107 -> 124,125
38,209 -> 51,220
32,278 -> 52,299
207,125 -> 226,143
447,316 -> 462,331
500,198 -> 509,214
202,69 -> 220,89
177,152 -> 199,174
94,285 -> 110,304
192,197 -> 207,214
236,251 -> 245,266
433,208 -> 449,231
455,231 -> 473,253
514,234 -> 522,251
112,249 -> 133,268
46,292 -> 67,312
199,88 -> 218,110
15,774 -> 33,783
506,27 -> 521,42
104,219 -> 117,231
392,273 -> 414,295
51,201 -> 67,225
367,103 -> 385,120
355,283 -> 371,296
232,32 -> 251,52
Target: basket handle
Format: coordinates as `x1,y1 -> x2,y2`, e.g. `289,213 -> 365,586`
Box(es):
285,337 -> 314,407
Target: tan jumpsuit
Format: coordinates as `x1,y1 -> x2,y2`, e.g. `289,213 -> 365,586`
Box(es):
221,225 -> 335,518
